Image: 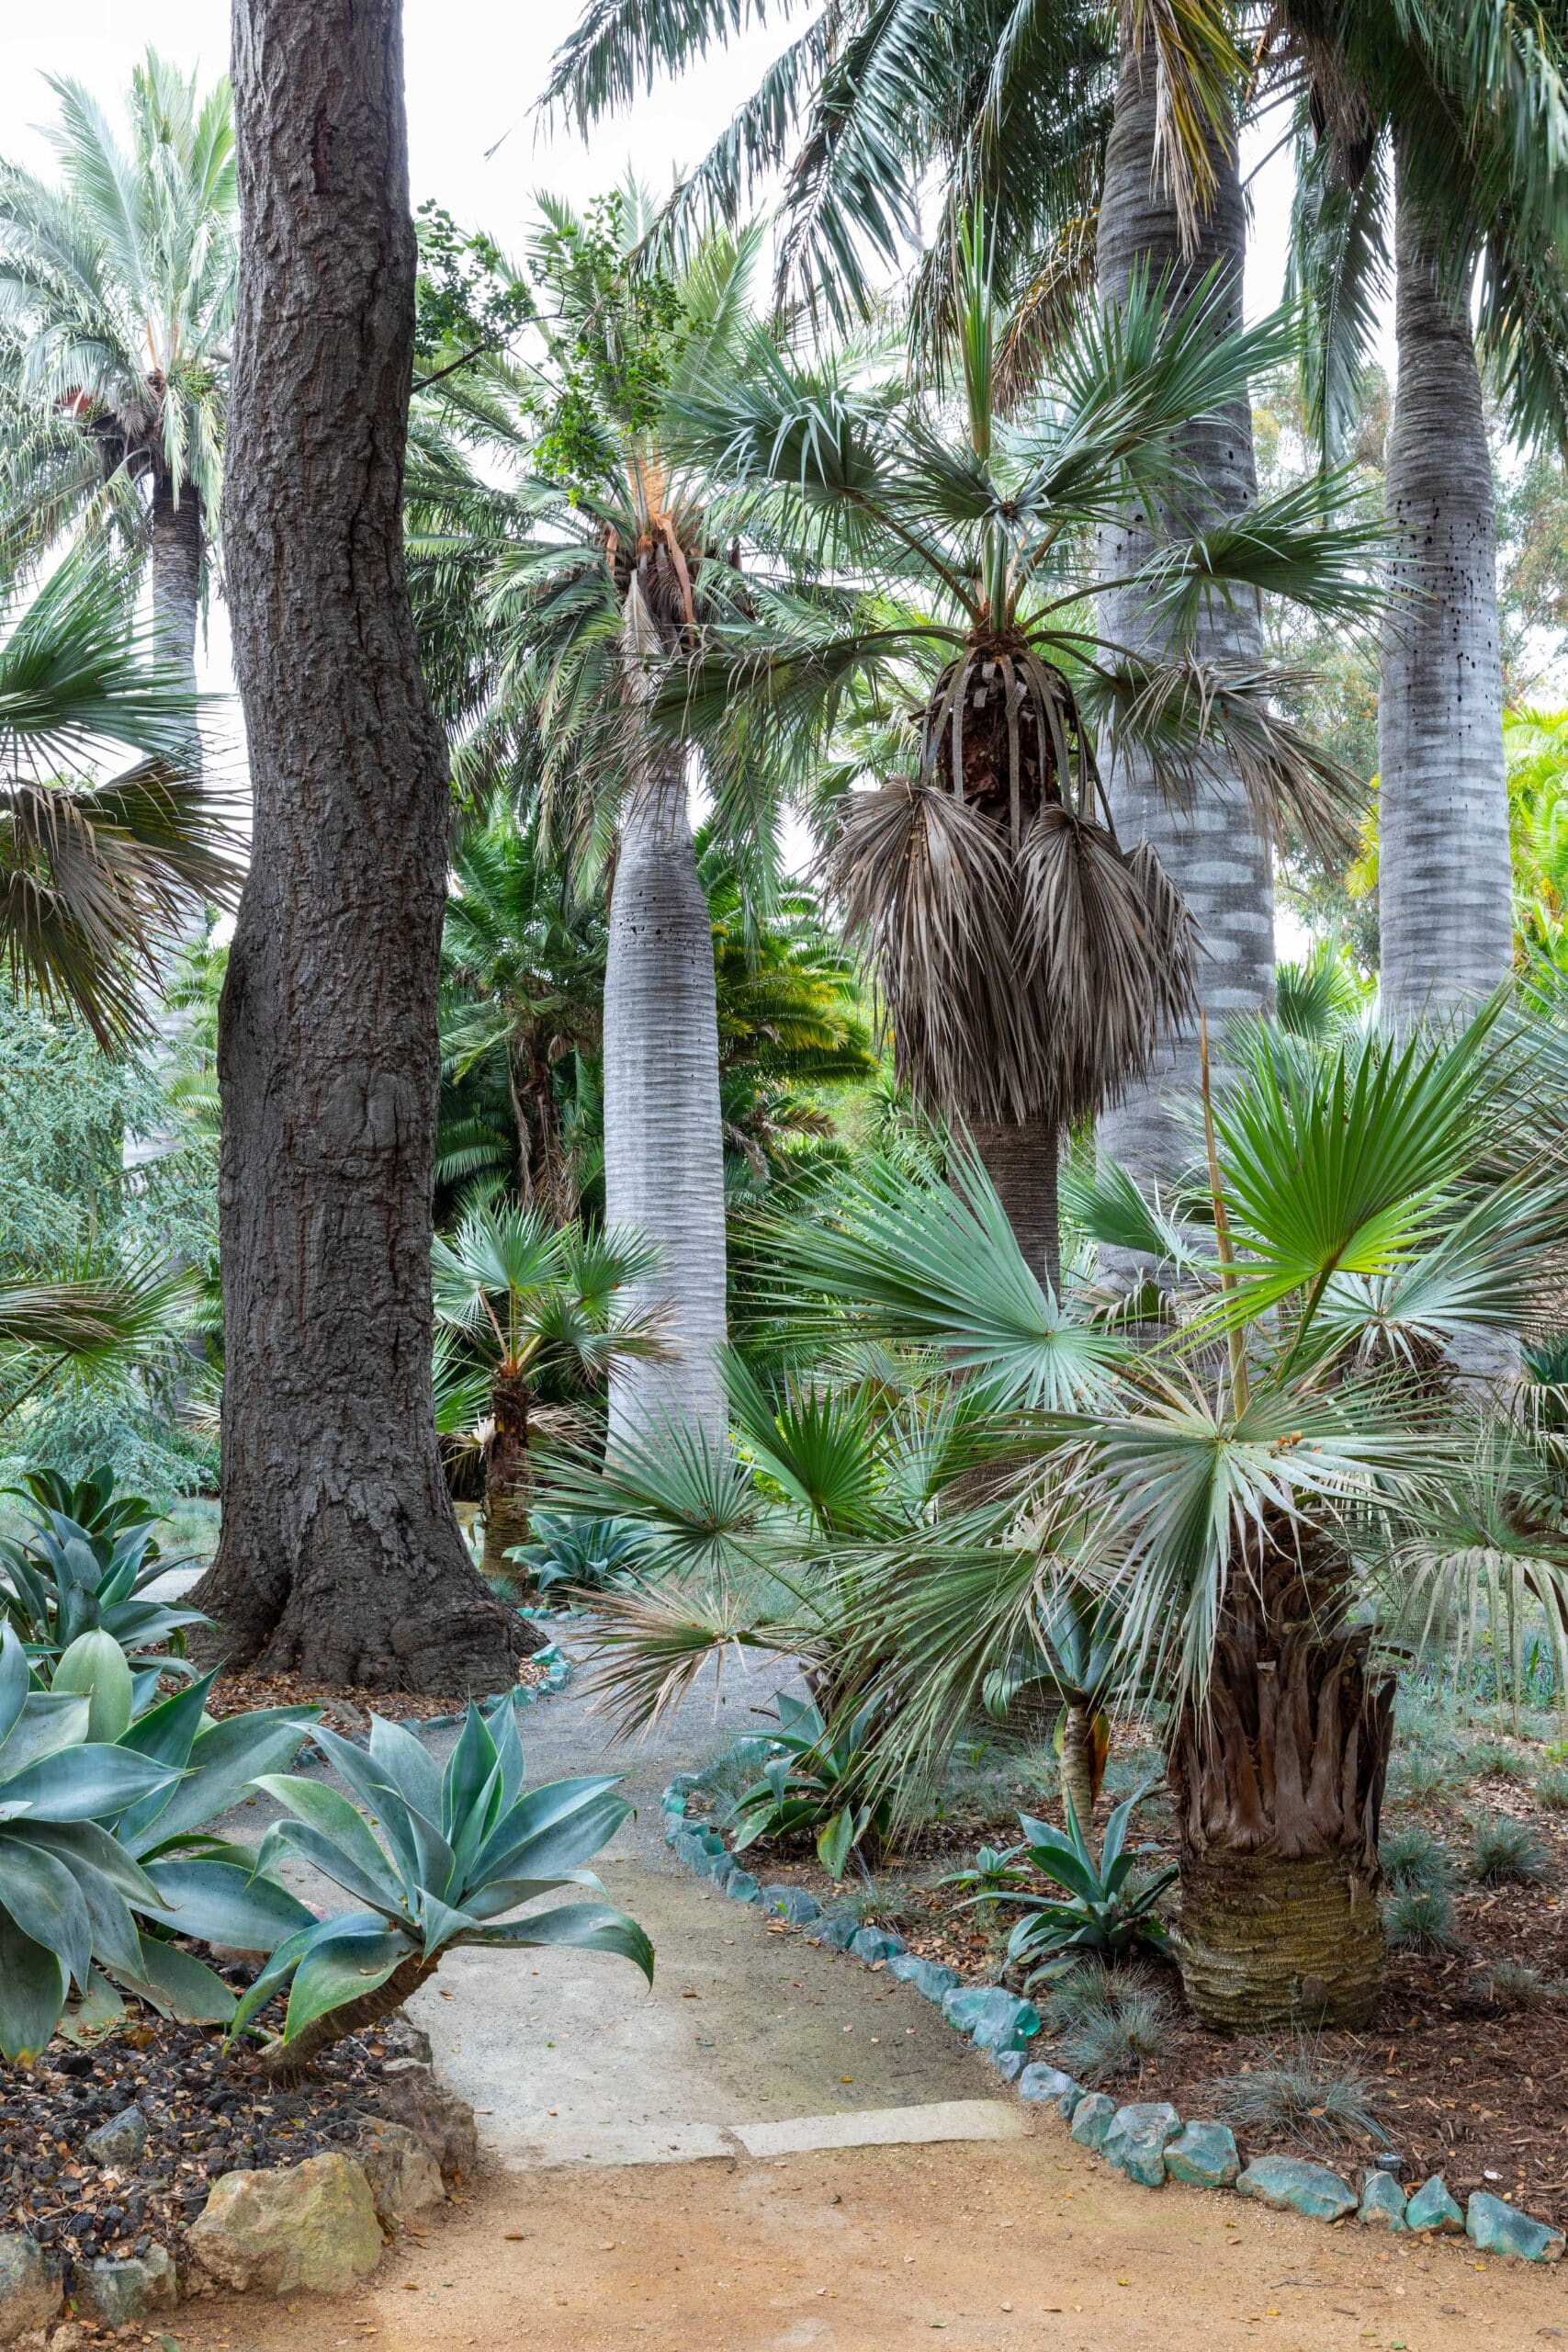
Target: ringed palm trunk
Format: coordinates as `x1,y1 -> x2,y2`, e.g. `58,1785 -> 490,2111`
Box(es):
1096,30 -> 1273,1192
1377,141 -> 1512,1022
969,1114 -> 1059,1294
604,601 -> 728,1450
1170,1545 -> 1394,2030
481,1370 -> 533,1585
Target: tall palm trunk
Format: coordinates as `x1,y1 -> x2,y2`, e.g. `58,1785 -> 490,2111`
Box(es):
150,470 -> 202,719
481,1370 -> 533,1585
970,1115 -> 1059,1295
1096,30 -> 1272,1186
1378,142 -> 1512,1021
604,590 -> 728,1449
198,0 -> 522,1692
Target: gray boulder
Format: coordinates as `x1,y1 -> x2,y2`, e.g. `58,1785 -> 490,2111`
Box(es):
1359,2171 -> 1407,2232
75,2246 -> 177,2327
1102,2102 -> 1181,2188
0,2235 -> 59,2346
1404,2175 -> 1465,2236
1164,2120 -> 1240,2191
761,1885 -> 820,1926
886,1954 -> 961,2001
850,1928 -> 907,1964
940,1984 -> 1040,2053
188,2154 -> 383,2297
1236,2155 -> 1358,2222
1466,2192 -> 1565,2263
1017,2063 -> 1079,2110
368,2059 -> 479,2186
1069,2093 -> 1117,2151
355,2120 -> 445,2228
82,2105 -> 147,2173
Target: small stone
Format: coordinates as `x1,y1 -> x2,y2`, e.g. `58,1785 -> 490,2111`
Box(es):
355,2121 -> 444,2229
673,1831 -> 709,1870
705,1850 -> 739,1889
82,2106 -> 147,2173
0,2234 -> 61,2345
379,2012 -> 434,2065
661,1792 -> 687,1816
1102,2102 -> 1181,2188
761,1886 -> 820,1926
1069,2093 -> 1117,2151
1466,2193 -> 1566,2263
1404,2176 -> 1465,2236
1164,2120 -> 1240,2191
696,1828 -> 727,1857
886,1954 -> 962,2001
187,2154 -> 383,2297
1017,2063 -> 1078,2108
988,2049 -> 1027,2084
850,1928 -> 907,1964
74,2246 -> 177,2327
940,1984 -> 1041,2053
368,2062 -> 479,2186
1236,2156 -> 1358,2222
820,1916 -> 862,1951
1359,2171 -> 1408,2232
662,1813 -> 686,1845
727,1869 -> 761,1903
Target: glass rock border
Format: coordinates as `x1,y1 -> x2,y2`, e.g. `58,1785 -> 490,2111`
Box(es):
660,1776 -> 1568,2267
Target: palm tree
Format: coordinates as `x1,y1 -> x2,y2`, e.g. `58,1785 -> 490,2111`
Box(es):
1280,3 -> 1568,1021
433,1202 -> 663,1582
0,51 -> 235,729
658,228 -> 1379,1283
408,196 -> 787,1449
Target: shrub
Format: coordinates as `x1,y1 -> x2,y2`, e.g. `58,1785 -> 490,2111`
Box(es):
1380,1824 -> 1451,1894
729,1695 -> 891,1877
1042,1963 -> 1174,2086
1536,1768 -> 1568,1812
1384,1883 -> 1465,1952
1467,1814 -> 1551,1885
1211,2041 -> 1389,2150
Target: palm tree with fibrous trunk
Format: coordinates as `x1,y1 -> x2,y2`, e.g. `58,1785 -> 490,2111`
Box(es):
654,221 -> 1382,1284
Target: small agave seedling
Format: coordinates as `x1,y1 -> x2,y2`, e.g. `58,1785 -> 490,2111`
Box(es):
231,1697 -> 654,2075
728,1694 -> 892,1878
977,1787 -> 1177,1984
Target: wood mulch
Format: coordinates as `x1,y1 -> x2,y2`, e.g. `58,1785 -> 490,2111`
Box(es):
204,1654 -> 552,1727
703,1751 -> 1568,2228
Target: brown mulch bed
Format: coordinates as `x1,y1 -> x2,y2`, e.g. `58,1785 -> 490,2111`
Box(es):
0,1983 -> 418,2290
204,1655 -> 552,1725
698,1754 -> 1568,2229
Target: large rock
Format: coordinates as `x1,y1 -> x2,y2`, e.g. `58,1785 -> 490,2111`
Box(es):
761,1885 -> 820,1926
1164,2120 -> 1240,2191
1018,2063 -> 1080,2112
75,2245 -> 177,2326
82,2105 -> 147,2173
355,2120 -> 445,2230
187,2154 -> 383,2297
1102,2102 -> 1181,2188
940,1984 -> 1041,2053
0,2235 -> 59,2345
1236,2156 -> 1358,2222
1359,2171 -> 1408,2232
1466,2192 -> 1566,2263
850,1928 -> 906,1965
368,2059 -> 480,2186
886,1954 -> 961,2001
1404,2175 -> 1465,2236
1069,2093 -> 1117,2151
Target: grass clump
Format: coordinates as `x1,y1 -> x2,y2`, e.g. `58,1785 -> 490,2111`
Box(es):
1040,1962 -> 1175,2086
820,1878 -> 915,1929
1211,2041 -> 1389,2150
1469,1957 -> 1562,2008
1535,1768 -> 1568,1812
1467,1814 -> 1551,1885
1384,1883 -> 1465,1952
1380,1824 -> 1451,1893
1462,1740 -> 1534,1785
1387,1747 -> 1458,1804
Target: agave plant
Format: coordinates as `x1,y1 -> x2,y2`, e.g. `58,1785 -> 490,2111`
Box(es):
231,1697 -> 652,2075
974,1789 -> 1176,1987
0,1476 -> 209,1678
729,1693 -> 892,1877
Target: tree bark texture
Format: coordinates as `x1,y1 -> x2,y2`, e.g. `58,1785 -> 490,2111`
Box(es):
969,1115 -> 1060,1295
1168,1541 -> 1394,2030
1096,31 -> 1273,1188
480,1372 -> 533,1586
1378,142 -> 1512,1022
197,0 -> 522,1691
150,471 -> 202,705
603,729 -> 728,1453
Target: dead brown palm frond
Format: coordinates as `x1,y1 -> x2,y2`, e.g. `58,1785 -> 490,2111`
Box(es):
994,212 -> 1101,412
1122,0 -> 1248,254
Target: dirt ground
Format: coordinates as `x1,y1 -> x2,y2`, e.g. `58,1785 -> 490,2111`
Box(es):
166,2130 -> 1565,2352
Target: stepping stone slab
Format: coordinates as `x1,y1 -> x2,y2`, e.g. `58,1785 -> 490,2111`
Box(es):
1237,2156 -> 1357,2222
1018,2064 -> 1079,2110
84,2103 -> 147,2171
851,1928 -> 907,1964
1102,2102 -> 1181,2188
1069,2093 -> 1117,2151
1359,2171 -> 1408,2231
727,1869 -> 761,1903
1404,2175 -> 1465,2235
1466,2192 -> 1566,2262
886,1954 -> 962,2000
941,1984 -> 1041,2053
761,1885 -> 820,1925
0,2233 -> 61,2343
1164,2120 -> 1240,2191
75,2245 -> 178,2326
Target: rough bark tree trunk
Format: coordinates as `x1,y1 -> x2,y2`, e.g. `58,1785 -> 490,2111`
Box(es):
969,1115 -> 1060,1295
604,594 -> 728,1451
1378,141 -> 1512,1021
1096,30 -> 1273,1191
196,0 -> 523,1691
1169,1540 -> 1394,2030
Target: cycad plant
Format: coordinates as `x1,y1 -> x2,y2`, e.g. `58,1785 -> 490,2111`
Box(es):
659,223 -> 1379,1283
432,1202 -> 664,1583
0,50 -> 235,712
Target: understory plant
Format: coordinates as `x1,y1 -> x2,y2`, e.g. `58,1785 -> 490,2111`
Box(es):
0,1468 -> 209,1678
231,1695 -> 653,2075
972,1787 -> 1174,1985
1210,2041 -> 1390,2150
1038,1961 -> 1175,2086
729,1694 -> 892,1878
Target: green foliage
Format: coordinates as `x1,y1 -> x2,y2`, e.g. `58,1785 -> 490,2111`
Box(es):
233,1699 -> 652,2064
1536,1767 -> 1568,1811
1039,1961 -> 1176,2086
934,1841 -> 1032,1916
1383,1883 -> 1464,1952
1462,1739 -> 1533,1786
984,1788 -> 1176,1984
507,1511 -> 645,1595
729,1693 -> 892,1878
1378,1824 -> 1451,1894
1210,2041 -> 1389,2150
0,1472 -> 209,1677
1466,1814 -> 1551,1885
525,189 -> 688,490
1471,1956 -> 1562,2007
414,204 -> 535,370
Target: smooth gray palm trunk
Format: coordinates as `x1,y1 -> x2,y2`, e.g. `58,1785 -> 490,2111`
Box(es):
603,735 -> 728,1452
1378,148 -> 1512,1021
1096,33 -> 1272,1183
